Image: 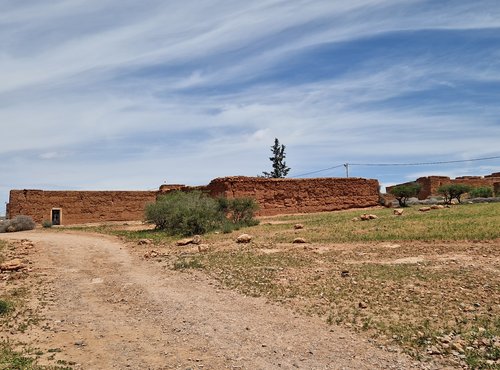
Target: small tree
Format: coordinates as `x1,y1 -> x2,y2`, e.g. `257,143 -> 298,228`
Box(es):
262,138 -> 291,178
437,184 -> 472,204
389,183 -> 421,207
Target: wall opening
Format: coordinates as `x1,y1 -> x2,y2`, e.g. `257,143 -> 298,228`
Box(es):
51,209 -> 61,225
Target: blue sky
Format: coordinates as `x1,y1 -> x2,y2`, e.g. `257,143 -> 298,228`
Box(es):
1,0 -> 500,214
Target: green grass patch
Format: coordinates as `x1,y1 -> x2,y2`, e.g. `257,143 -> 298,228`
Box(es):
268,203 -> 500,242
0,341 -> 72,370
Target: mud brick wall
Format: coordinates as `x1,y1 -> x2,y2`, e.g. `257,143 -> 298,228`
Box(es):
7,190 -> 157,225
387,173 -> 500,200
203,176 -> 380,216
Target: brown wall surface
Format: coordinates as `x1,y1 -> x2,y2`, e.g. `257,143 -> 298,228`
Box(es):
202,176 -> 380,216
8,177 -> 380,224
7,190 -> 157,225
387,173 -> 500,200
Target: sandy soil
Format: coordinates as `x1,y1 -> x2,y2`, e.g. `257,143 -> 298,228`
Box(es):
0,230 -> 430,370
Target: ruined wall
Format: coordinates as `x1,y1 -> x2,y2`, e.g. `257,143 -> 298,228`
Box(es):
387,173 -> 500,200
7,190 -> 157,225
202,176 -> 380,216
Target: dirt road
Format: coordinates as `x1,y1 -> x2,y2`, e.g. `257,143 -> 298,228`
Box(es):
1,230 -> 427,369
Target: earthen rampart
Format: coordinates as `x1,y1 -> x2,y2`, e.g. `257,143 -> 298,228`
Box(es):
7,190 -> 157,225
201,176 -> 380,216
8,177 -> 380,224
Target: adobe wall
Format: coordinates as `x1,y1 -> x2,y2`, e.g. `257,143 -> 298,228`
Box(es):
7,177 -> 380,224
387,173 -> 500,200
202,176 -> 380,216
7,190 -> 157,225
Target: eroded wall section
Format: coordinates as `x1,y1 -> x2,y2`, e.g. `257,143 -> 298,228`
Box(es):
7,190 -> 157,225
203,176 -> 380,216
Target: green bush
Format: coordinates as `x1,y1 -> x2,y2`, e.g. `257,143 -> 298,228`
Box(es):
42,220 -> 53,228
469,187 -> 493,198
146,191 -> 223,236
388,183 -> 422,207
0,215 -> 36,233
437,184 -> 472,204
145,191 -> 259,236
217,197 -> 259,224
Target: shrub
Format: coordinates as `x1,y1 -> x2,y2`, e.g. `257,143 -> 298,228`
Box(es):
0,299 -> 10,315
389,183 -> 422,207
469,187 -> 493,198
0,215 -> 36,233
145,191 -> 259,236
217,197 -> 259,225
42,220 -> 53,228
146,191 -> 224,236
437,184 -> 472,204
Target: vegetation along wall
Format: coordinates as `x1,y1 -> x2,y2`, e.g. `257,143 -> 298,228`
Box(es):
201,176 -> 380,216
387,173 -> 500,200
7,190 -> 157,225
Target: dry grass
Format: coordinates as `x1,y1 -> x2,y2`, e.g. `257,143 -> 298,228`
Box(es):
66,202 -> 500,368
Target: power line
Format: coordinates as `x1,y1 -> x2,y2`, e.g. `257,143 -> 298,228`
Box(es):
292,155 -> 500,178
349,155 -> 500,167
292,164 -> 344,178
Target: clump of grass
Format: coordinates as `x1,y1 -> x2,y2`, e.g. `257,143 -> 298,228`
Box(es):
173,256 -> 204,270
0,341 -> 35,368
0,299 -> 11,315
0,341 -> 73,369
42,220 -> 53,228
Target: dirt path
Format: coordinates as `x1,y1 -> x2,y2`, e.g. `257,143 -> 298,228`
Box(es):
1,230 -> 427,370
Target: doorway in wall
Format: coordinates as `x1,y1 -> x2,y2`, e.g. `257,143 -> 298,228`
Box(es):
51,209 -> 61,225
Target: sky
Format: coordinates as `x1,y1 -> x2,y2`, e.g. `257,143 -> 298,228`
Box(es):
1,0 -> 500,214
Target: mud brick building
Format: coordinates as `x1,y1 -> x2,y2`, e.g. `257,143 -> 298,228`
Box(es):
6,177 -> 380,225
386,172 -> 500,200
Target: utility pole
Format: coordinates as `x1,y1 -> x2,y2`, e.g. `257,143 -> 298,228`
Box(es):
344,163 -> 349,178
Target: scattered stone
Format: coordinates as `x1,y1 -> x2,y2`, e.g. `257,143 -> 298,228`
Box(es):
360,214 -> 378,221
197,244 -> 210,253
341,270 -> 349,277
439,335 -> 452,344
419,207 -> 431,212
143,250 -> 159,259
358,301 -> 368,309
351,217 -> 360,222
294,223 -> 304,230
236,234 -> 252,243
192,235 -> 202,245
393,209 -> 404,216
74,340 -> 86,347
427,345 -> 441,355
452,342 -> 465,353
137,239 -> 152,246
430,205 -> 445,210
292,237 -> 307,244
0,258 -> 24,271
176,238 -> 195,246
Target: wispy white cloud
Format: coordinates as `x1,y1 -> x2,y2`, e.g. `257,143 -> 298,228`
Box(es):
1,0 -> 499,211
